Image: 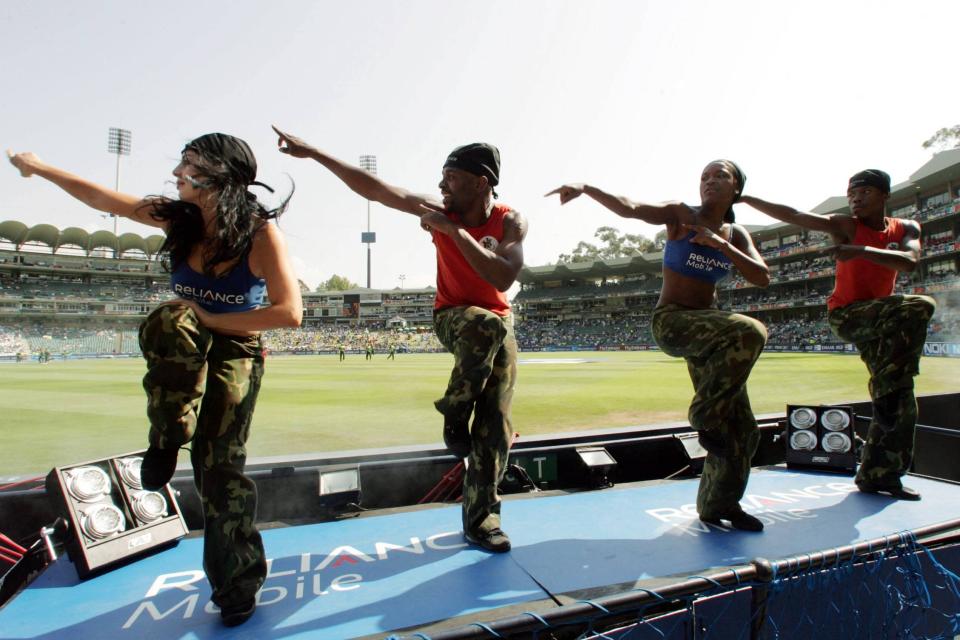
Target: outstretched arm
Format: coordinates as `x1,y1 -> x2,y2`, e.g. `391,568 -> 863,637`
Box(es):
6,150 -> 164,228
826,219 -> 922,273
739,195 -> 849,238
420,209 -> 528,291
545,183 -> 686,226
273,126 -> 440,217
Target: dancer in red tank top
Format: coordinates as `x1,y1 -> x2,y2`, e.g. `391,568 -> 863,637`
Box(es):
742,170 -> 936,500
273,127 -> 527,552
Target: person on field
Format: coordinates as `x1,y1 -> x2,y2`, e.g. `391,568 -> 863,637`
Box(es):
8,134 -> 302,626
273,126 -> 526,552
547,160 -> 771,531
741,170 -> 935,500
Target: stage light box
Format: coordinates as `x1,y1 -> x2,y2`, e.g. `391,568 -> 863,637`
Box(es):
785,405 -> 857,474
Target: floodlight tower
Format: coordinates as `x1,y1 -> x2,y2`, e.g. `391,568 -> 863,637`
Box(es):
107,128 -> 132,245
358,155 -> 377,289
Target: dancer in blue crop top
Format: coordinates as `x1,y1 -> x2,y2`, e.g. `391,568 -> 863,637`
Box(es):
9,133 -> 302,627
547,160 -> 771,532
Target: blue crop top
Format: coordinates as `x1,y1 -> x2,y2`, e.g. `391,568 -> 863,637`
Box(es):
169,256 -> 266,313
662,231 -> 733,284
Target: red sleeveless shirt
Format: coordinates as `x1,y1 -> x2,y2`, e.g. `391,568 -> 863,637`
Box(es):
827,217 -> 908,310
432,204 -> 511,316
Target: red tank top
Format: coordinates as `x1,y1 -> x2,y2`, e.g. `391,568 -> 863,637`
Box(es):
827,217 -> 908,310
432,204 -> 511,316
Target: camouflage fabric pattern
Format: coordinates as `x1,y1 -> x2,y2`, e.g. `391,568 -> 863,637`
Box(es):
651,304 -> 767,517
828,294 -> 936,487
433,306 -> 517,535
139,304 -> 267,608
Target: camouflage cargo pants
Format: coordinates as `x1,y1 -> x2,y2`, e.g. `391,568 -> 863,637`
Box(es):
828,294 -> 936,487
139,304 -> 267,609
651,305 -> 767,518
433,306 -> 517,536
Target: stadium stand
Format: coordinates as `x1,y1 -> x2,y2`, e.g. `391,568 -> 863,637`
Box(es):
1,150 -> 959,358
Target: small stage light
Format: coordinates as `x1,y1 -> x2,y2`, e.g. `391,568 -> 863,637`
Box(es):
821,432 -> 852,454
674,433 -> 707,474
784,405 -> 856,474
318,465 -> 361,511
789,430 -> 817,451
46,451 -> 188,579
575,446 -> 617,489
789,407 -> 817,429
821,409 -> 850,431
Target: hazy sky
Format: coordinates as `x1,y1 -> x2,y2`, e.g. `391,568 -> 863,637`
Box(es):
2,1 -> 957,291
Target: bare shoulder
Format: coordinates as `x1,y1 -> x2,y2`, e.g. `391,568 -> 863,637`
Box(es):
249,222 -> 289,271
729,222 -> 751,240
728,222 -> 756,249
901,218 -> 922,237
503,208 -> 528,240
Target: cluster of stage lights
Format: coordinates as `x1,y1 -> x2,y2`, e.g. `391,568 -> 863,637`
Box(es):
62,457 -> 168,542
788,407 -> 853,454
47,451 -> 189,578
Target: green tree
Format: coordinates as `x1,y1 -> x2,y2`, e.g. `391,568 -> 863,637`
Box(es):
557,226 -> 655,263
317,274 -> 358,291
922,125 -> 960,151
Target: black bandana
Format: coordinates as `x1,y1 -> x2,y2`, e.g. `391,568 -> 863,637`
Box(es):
848,169 -> 890,194
184,133 -> 274,192
444,143 -> 500,187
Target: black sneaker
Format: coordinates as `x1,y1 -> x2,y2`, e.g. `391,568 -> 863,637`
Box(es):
465,528 -> 511,552
220,598 -> 256,627
140,446 -> 179,491
443,420 -> 471,459
857,481 -> 921,501
700,509 -> 764,532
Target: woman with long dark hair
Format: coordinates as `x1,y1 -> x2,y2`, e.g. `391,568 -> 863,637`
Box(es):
547,160 -> 771,531
8,133 -> 302,626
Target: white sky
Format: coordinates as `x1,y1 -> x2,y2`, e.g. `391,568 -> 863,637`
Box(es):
1,0 -> 958,291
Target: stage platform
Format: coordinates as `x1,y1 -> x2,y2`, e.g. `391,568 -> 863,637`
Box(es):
2,467 -> 959,639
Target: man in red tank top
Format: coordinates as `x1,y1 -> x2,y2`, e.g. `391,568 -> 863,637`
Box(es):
741,170 -> 935,500
274,128 -> 528,552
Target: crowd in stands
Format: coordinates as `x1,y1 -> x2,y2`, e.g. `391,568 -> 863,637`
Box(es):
515,277 -> 661,302
0,324 -> 138,357
2,309 -> 959,359
263,325 -> 443,353
0,276 -> 170,302
515,317 -> 651,350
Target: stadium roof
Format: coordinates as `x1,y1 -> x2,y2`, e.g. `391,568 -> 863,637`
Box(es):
910,148 -> 960,187
519,253 -> 663,283
0,220 -> 165,257
305,286 -> 436,297
811,196 -> 848,215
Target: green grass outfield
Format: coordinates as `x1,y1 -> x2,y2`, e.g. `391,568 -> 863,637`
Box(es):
2,351 -> 958,477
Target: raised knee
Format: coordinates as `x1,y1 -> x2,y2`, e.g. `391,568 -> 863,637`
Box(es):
737,317 -> 768,348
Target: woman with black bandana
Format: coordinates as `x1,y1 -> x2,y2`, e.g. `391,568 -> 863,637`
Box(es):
547,160 -> 771,531
8,134 -> 302,626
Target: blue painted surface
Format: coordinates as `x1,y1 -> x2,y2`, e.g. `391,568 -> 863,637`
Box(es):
506,468 -> 959,594
1,468 -> 957,639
